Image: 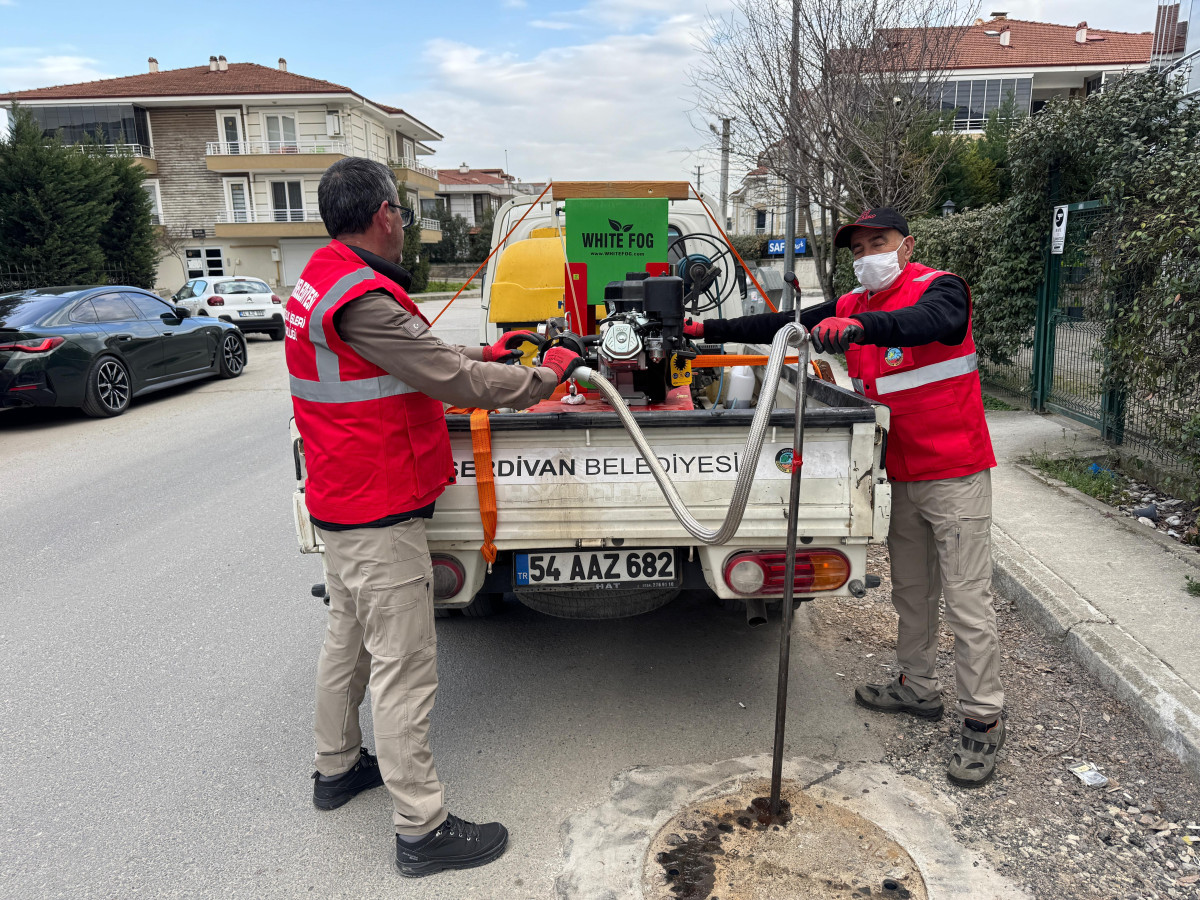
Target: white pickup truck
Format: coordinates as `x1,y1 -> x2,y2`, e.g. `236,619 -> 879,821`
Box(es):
293,192 -> 891,621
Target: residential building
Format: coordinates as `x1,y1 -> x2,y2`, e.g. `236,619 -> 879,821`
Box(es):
433,165 -> 518,227
917,14 -> 1153,132
0,57 -> 444,292
729,14 -> 1156,235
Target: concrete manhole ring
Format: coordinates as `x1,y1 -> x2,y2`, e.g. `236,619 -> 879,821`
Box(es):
555,755 -> 1030,900
643,777 -> 925,900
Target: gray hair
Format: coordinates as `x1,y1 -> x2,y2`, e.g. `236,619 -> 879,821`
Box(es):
318,157 -> 400,238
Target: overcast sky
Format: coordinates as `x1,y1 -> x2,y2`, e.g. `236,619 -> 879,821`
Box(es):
0,0 -> 1176,187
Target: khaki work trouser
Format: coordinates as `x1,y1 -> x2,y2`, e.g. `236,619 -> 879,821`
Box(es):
887,469 -> 1004,721
313,519 -> 448,836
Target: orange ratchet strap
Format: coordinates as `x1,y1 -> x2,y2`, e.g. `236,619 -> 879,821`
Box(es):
468,409 -> 499,567
692,354 -> 799,367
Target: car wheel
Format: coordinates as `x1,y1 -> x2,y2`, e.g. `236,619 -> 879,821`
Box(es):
270,327 -> 285,341
515,586 -> 679,619
81,355 -> 132,418
218,332 -> 246,378
462,591 -> 506,618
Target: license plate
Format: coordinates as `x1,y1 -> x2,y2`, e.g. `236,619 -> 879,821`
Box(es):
514,549 -> 678,591
239,310 -> 265,318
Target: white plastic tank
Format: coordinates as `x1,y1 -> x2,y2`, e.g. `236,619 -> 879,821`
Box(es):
726,365 -> 755,409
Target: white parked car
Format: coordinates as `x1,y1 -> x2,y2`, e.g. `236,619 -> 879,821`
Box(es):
173,276 -> 284,340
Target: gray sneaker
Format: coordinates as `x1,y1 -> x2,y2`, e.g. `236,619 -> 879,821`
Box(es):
947,718 -> 1006,787
854,676 -> 944,720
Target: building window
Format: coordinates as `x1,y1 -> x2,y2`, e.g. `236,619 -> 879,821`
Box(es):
186,247 -> 224,278
224,178 -> 250,223
264,114 -> 298,152
27,103 -> 152,154
270,181 -> 305,222
474,194 -> 487,221
420,198 -> 440,219
755,209 -> 767,233
141,180 -> 162,225
934,77 -> 1032,131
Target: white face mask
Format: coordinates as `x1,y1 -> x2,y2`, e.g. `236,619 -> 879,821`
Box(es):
853,250 -> 903,293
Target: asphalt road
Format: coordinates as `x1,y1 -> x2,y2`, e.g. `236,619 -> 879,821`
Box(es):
0,296 -> 882,899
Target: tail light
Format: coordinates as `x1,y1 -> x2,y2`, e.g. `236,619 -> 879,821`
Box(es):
722,549 -> 850,596
207,297 -> 225,306
271,294 -> 283,304
430,555 -> 465,600
0,336 -> 65,353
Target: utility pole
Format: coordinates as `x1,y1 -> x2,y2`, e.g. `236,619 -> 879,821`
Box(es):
719,117 -> 731,231
782,0 -> 800,312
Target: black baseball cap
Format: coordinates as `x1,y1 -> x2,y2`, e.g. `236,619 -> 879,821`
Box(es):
834,208 -> 910,249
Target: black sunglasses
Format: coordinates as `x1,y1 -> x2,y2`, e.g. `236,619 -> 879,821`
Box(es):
387,202 -> 415,227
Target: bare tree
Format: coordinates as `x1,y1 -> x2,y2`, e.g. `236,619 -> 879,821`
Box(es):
155,226 -> 190,284
693,0 -> 972,300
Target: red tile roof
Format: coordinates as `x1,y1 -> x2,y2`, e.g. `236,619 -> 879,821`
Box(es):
0,62 -> 440,136
924,18 -> 1154,69
0,62 -> 356,100
438,168 -> 511,186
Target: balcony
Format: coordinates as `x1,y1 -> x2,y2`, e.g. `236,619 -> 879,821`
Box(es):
213,207 -> 327,238
205,139 -> 348,173
419,217 -> 442,244
390,157 -> 440,192
67,143 -> 157,174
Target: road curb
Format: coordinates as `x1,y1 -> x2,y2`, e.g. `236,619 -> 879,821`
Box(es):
991,519 -> 1200,782
1014,462 -> 1200,572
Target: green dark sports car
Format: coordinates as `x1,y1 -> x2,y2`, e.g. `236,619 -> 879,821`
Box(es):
0,286 -> 247,418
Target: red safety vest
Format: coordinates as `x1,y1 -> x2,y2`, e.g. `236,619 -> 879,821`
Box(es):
285,240 -> 454,524
837,261 -> 996,482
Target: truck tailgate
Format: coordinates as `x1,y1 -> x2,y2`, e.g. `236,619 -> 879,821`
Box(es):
428,401 -> 887,549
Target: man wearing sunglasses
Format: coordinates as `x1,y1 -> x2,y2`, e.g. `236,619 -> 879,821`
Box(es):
285,158 -> 581,877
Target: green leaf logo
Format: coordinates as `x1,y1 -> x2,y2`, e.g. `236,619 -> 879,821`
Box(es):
609,219 -> 623,232
623,224 -> 634,232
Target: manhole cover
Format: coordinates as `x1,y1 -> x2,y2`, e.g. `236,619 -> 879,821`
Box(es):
643,778 -> 927,900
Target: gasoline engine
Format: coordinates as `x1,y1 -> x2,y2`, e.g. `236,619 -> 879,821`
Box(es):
592,273 -> 698,405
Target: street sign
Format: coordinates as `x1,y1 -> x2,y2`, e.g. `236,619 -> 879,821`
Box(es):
766,238 -> 807,257
1050,206 -> 1068,255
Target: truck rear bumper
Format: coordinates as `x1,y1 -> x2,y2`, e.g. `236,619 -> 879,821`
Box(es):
429,540 -> 870,608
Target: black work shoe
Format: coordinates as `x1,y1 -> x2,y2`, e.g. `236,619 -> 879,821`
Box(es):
312,748 -> 384,810
854,676 -> 945,720
394,813 -> 509,878
947,717 -> 1006,787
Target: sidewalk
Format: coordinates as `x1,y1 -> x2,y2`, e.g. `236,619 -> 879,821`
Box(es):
986,410 -> 1200,779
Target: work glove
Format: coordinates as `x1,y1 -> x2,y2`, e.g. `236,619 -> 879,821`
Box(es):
541,346 -> 585,384
482,330 -> 537,363
683,318 -> 706,340
810,317 -> 865,355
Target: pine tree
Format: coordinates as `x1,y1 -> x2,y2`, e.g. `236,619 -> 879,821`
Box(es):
0,107 -> 111,284
99,154 -> 158,288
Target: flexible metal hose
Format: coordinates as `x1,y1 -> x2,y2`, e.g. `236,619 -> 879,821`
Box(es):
572,322 -> 807,545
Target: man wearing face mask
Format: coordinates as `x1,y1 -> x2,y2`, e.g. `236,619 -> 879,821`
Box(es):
686,207 -> 1002,787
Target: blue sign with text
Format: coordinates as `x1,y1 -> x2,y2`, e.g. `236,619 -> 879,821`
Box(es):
766,238 -> 807,257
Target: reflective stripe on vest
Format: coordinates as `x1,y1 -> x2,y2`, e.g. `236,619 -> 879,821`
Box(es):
874,351 -> 978,396
289,373 -> 417,404
911,270 -> 944,283
306,266 -> 377,381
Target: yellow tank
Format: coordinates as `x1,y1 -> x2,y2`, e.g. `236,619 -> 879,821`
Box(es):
488,236 -> 566,326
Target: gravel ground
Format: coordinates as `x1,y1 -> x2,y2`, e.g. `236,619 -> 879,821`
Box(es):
808,544 -> 1200,900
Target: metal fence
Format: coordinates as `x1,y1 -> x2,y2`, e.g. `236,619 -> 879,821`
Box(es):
978,200 -> 1198,489
0,266 -> 143,294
